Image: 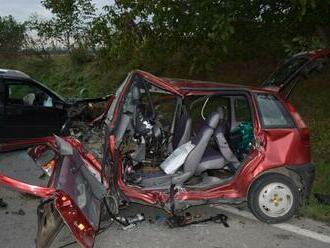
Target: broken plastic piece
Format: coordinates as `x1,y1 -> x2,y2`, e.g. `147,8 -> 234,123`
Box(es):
11,209 -> 25,216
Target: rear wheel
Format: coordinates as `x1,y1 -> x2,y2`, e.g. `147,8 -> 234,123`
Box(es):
248,173 -> 299,223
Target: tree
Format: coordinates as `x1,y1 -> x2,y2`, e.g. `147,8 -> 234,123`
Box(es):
31,0 -> 95,50
0,15 -> 26,55
91,1 -> 236,74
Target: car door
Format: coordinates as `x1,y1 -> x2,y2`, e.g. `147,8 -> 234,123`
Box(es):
35,140 -> 105,248
0,79 -> 66,141
0,136 -> 105,248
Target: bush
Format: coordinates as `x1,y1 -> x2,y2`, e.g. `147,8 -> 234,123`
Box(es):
70,45 -> 94,65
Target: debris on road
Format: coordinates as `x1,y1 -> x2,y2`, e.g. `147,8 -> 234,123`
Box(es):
11,209 -> 25,216
0,198 -> 7,208
167,213 -> 229,228
126,213 -> 145,225
155,215 -> 168,225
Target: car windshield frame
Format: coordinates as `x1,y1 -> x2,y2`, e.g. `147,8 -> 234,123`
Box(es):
105,77 -> 128,125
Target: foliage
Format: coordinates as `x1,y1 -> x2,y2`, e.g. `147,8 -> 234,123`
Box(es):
0,15 -> 26,55
21,0 -> 330,72
29,0 -> 95,50
70,43 -> 94,65
84,0 -> 330,76
91,1 -> 236,74
283,36 -> 326,55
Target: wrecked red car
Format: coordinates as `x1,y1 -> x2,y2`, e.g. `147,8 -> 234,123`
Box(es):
1,49 -> 329,247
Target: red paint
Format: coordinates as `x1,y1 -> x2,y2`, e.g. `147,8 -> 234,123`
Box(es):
0,173 -> 55,198
54,191 -> 96,248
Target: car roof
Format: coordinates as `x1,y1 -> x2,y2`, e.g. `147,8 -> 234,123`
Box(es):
161,77 -> 277,95
0,68 -> 32,80
0,68 -> 66,101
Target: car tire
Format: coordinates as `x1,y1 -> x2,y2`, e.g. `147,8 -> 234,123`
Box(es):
248,173 -> 299,224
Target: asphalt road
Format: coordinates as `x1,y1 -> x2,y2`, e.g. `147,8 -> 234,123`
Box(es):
1,151 -> 330,248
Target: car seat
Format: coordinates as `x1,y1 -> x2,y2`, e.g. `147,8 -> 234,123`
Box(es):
140,110 -> 221,189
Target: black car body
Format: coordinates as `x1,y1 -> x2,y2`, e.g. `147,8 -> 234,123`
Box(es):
0,69 -> 110,146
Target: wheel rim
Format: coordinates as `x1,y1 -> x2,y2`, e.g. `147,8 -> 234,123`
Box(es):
258,182 -> 293,218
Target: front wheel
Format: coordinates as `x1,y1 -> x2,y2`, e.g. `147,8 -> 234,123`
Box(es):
248,173 -> 300,223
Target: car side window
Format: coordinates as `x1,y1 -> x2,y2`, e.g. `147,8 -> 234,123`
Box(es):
6,83 -> 54,107
256,94 -> 295,128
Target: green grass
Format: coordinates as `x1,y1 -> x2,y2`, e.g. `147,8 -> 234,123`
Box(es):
1,54 -> 330,221
0,55 -> 119,98
301,161 -> 330,222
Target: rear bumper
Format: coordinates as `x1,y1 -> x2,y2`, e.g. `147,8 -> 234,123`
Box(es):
287,163 -> 315,199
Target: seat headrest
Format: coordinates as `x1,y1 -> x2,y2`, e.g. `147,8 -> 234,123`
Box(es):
206,111 -> 220,129
217,106 -> 225,120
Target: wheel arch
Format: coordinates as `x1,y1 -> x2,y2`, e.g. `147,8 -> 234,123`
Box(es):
247,167 -> 303,203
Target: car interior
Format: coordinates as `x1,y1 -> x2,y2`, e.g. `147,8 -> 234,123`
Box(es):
115,78 -> 254,191
6,83 -> 54,107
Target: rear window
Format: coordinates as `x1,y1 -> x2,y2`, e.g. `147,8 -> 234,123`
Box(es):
256,94 -> 295,128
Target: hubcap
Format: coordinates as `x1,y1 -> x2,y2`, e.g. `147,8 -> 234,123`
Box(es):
258,182 -> 293,218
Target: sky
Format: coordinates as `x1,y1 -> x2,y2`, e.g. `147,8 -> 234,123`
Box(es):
0,0 -> 112,22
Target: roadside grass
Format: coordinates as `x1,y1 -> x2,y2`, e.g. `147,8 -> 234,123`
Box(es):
302,160 -> 330,222
0,55 -> 118,98
290,64 -> 330,222
0,54 -> 329,221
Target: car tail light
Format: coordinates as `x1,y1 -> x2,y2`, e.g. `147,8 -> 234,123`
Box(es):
285,100 -> 307,129
300,127 -> 310,143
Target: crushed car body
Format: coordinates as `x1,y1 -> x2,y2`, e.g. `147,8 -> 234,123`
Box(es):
1,49 -> 329,247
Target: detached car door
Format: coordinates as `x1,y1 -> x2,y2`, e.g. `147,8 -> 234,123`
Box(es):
35,138 -> 105,248
0,136 -> 105,248
0,79 -> 66,141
